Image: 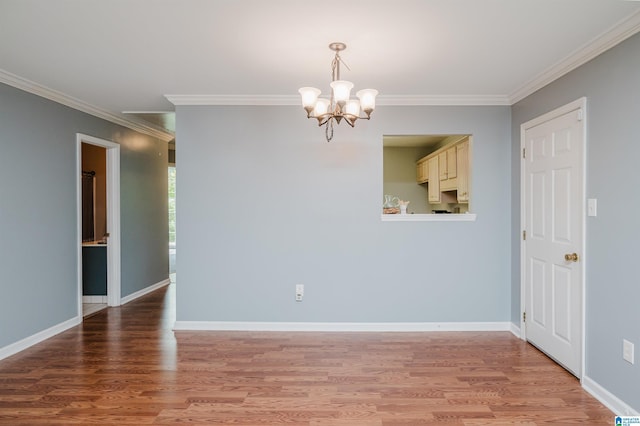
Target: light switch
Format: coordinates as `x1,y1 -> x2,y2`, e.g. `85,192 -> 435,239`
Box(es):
623,339 -> 634,364
587,198 -> 597,217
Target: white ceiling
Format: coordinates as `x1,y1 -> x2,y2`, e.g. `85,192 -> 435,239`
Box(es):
1,0 -> 640,138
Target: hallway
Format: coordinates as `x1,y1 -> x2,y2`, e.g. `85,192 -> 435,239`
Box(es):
0,284 -> 613,424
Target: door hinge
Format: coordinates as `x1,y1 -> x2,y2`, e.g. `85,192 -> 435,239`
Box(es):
523,230 -> 526,240
523,311 -> 526,322
522,147 -> 526,159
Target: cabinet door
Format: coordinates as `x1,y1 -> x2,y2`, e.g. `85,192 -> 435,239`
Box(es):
438,152 -> 447,180
456,140 -> 469,202
423,160 -> 429,182
447,147 -> 457,178
428,156 -> 440,203
416,158 -> 428,183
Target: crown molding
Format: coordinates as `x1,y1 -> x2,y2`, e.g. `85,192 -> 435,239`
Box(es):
165,94 -> 511,106
509,9 -> 640,104
165,94 -> 298,106
0,69 -> 175,142
377,95 -> 510,106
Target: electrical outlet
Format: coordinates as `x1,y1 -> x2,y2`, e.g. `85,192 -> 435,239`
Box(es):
295,284 -> 304,302
623,339 -> 634,364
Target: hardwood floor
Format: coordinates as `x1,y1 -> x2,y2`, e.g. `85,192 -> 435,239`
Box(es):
82,303 -> 108,318
0,284 -> 613,425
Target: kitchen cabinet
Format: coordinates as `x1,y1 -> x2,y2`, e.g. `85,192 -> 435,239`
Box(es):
447,147 -> 457,178
438,152 -> 447,180
427,156 -> 440,203
436,147 -> 457,181
456,139 -> 470,203
440,146 -> 458,191
416,158 -> 428,183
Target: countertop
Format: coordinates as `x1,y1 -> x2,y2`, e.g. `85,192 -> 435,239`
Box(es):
82,241 -> 108,247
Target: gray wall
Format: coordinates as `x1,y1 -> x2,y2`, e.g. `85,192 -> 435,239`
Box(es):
511,32 -> 640,410
383,146 -> 430,214
0,83 -> 169,349
176,104 -> 511,323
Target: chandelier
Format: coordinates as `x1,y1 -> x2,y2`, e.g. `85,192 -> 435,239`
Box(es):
298,42 -> 378,142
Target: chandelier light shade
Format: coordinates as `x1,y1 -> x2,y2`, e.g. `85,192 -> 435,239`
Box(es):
298,42 -> 378,142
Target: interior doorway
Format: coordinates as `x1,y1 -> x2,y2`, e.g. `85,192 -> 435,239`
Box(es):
76,134 -> 121,319
81,143 -> 107,316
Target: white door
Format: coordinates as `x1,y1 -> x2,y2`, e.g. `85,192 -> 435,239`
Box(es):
522,98 -> 585,377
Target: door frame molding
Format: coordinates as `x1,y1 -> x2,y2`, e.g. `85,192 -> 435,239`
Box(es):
76,134 -> 121,316
519,97 -> 587,379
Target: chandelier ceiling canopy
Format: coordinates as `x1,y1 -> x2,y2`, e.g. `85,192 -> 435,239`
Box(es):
298,42 -> 378,142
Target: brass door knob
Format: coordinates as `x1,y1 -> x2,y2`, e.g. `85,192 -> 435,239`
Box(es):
564,253 -> 579,262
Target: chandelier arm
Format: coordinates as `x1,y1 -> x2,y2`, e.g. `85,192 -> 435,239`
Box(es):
314,112 -> 371,129
317,117 -> 330,127
314,113 -> 332,127
342,114 -> 371,121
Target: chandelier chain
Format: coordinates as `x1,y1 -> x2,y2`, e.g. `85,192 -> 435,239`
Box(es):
326,117 -> 334,142
331,54 -> 350,82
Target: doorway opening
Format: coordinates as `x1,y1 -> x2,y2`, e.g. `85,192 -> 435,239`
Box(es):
81,143 -> 107,316
76,134 -> 121,319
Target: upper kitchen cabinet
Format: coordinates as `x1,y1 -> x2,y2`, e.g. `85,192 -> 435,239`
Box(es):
414,136 -> 470,205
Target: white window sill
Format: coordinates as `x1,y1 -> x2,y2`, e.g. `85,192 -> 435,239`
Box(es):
381,213 -> 477,222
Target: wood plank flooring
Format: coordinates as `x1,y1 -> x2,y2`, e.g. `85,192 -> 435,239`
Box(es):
0,284 -> 613,425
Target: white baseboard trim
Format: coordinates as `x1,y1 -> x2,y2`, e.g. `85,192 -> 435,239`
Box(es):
0,316 -> 81,361
509,322 -> 521,338
582,375 -> 639,416
120,278 -> 171,305
82,295 -> 107,304
173,321 -> 512,332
